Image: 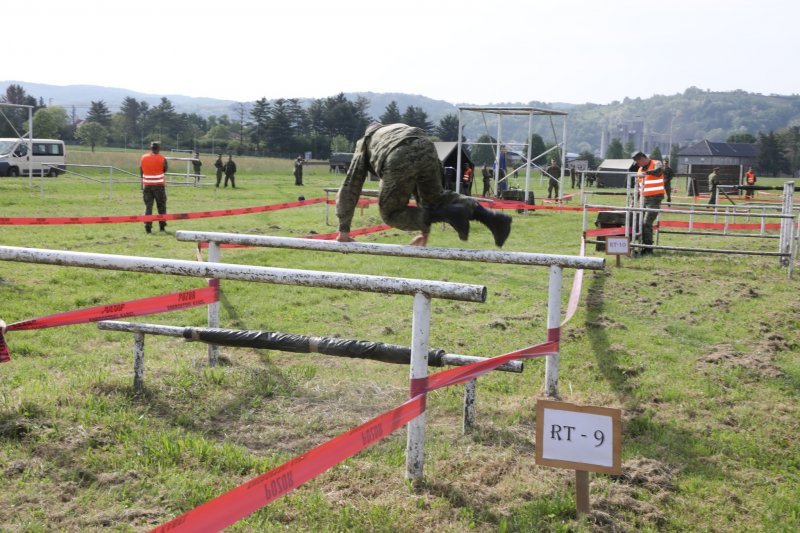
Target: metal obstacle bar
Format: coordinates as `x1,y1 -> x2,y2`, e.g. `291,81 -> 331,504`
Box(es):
175,232 -> 606,271
96,320 -> 523,391
0,246 -> 485,303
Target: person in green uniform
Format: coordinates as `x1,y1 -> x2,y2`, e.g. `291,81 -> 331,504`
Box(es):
336,122 -> 512,247
214,154 -> 224,187
223,155 -> 237,188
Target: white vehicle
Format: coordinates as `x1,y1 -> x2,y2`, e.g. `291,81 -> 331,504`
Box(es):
0,138 -> 66,177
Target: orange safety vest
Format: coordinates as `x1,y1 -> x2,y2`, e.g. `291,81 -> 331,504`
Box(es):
637,159 -> 665,197
141,153 -> 166,186
745,170 -> 756,185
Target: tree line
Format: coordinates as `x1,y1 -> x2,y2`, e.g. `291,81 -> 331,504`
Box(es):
0,84 -> 462,160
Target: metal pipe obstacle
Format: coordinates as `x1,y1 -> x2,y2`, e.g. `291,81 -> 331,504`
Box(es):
175,232 -> 605,271
96,320 -> 523,392
0,246 -> 485,303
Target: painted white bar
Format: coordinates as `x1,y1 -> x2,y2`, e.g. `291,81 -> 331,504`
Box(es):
0,246 -> 485,303
133,331 -> 145,393
406,292 -> 431,481
544,265 -> 563,398
175,233 -> 605,271
207,241 -> 221,366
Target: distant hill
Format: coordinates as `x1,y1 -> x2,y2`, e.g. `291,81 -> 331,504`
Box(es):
4,81 -> 800,155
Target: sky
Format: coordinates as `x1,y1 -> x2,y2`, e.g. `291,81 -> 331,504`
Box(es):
11,0 -> 799,106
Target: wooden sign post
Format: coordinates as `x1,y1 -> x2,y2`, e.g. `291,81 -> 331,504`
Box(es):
605,236 -> 630,267
535,400 -> 622,515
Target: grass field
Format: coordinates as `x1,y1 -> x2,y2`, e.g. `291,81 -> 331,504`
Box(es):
0,149 -> 798,532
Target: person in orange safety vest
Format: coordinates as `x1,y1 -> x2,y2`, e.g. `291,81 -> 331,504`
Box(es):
140,141 -> 169,233
632,151 -> 665,256
744,167 -> 757,200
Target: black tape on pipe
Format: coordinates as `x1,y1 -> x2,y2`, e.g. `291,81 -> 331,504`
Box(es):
733,185 -> 793,191
182,327 -> 446,366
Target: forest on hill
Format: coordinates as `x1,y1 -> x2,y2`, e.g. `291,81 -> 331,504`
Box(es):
2,82 -> 799,171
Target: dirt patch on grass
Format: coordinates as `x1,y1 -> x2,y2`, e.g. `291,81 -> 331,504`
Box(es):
698,342 -> 783,378
586,315 -> 627,330
589,457 -> 679,531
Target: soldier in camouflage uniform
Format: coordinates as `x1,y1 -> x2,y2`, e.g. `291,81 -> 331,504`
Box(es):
214,154 -> 224,187
223,155 -> 237,188
336,122 -> 512,247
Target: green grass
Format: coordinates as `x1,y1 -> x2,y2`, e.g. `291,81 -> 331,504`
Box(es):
0,150 -> 798,531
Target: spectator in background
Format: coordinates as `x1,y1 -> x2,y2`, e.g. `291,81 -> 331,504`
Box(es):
481,162 -> 493,197
192,151 -> 202,179
214,154 -> 224,187
662,157 -> 675,203
707,167 -> 719,204
140,141 -> 168,233
462,164 -> 474,196
546,159 -> 561,199
223,155 -> 237,188
294,155 -> 304,186
744,166 -> 757,199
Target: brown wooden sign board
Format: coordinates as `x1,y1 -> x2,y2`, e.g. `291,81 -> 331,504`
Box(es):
535,400 -> 622,475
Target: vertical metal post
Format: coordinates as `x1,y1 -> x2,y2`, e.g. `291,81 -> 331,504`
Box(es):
133,331 -> 145,393
524,111 -> 534,210
27,107 -> 34,191
494,117 -> 502,195
108,165 -> 113,200
463,379 -> 476,433
544,265 -> 563,398
207,241 -> 221,366
406,291 -> 431,482
455,110 -> 463,194
561,116 -> 568,194
779,182 -> 794,267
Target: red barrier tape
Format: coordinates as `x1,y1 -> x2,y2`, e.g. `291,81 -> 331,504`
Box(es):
0,333 -> 9,363
584,227 -> 627,237
0,198 -> 327,226
152,340 -> 557,532
0,286 -> 219,362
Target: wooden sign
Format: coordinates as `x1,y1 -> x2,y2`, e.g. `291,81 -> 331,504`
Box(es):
535,400 -> 621,475
605,236 -> 630,256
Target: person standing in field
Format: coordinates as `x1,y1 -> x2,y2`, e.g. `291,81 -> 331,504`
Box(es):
481,162 -> 493,197
336,122 -> 512,247
546,159 -> 561,199
214,154 -> 224,187
140,141 -> 168,233
294,155 -> 304,186
192,151 -> 202,180
224,155 -> 237,188
707,167 -> 719,204
632,151 -> 665,255
662,157 -> 675,203
744,166 -> 757,199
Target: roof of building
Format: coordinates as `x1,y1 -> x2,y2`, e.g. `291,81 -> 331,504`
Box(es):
598,159 -> 635,171
434,142 -> 473,166
678,140 -> 757,157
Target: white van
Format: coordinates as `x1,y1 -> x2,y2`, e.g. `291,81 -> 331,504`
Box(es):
0,138 -> 66,177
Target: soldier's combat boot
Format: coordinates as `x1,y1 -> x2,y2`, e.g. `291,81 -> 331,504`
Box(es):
472,204 -> 512,247
426,205 -> 471,241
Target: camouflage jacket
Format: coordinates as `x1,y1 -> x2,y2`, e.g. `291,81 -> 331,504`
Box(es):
336,124 -> 427,233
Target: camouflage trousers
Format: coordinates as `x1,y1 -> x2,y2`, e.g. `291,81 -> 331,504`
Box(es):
379,138 -> 478,232
143,186 -> 168,231
642,194 -> 663,245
